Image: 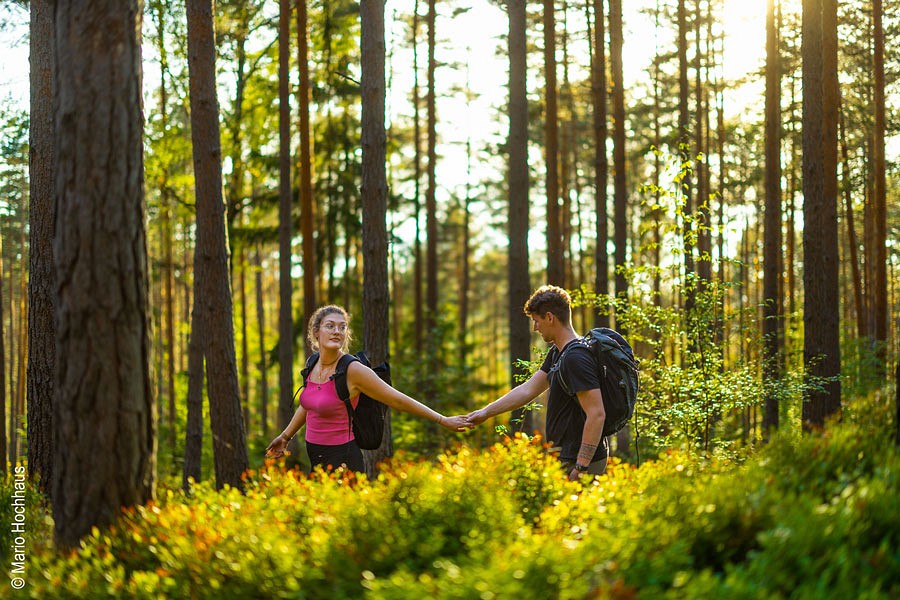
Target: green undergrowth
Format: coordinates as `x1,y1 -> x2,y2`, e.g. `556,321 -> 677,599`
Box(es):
6,396 -> 900,599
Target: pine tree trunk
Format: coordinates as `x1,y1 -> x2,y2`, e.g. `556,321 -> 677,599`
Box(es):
872,0 -> 887,374
360,0 -> 393,471
255,247 -> 269,437
543,0 -> 563,286
27,0 -> 55,491
801,0 -> 841,429
298,0 -> 317,354
589,0 -> 609,328
412,1 -> 424,355
762,0 -> 782,435
508,0 -> 533,433
186,0 -> 249,488
52,0 -> 155,547
277,0 -> 295,438
609,0 -> 628,313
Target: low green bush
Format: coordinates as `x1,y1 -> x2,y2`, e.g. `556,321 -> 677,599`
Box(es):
15,409 -> 900,599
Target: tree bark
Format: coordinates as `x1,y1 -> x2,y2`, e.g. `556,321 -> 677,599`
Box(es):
543,0 -> 563,286
762,0 -> 782,435
360,0 -> 393,471
52,0 -> 155,547
609,0 -> 627,314
871,0 -> 887,374
27,0 -> 56,492
255,247 -> 269,437
801,0 -> 841,430
277,0 -> 295,439
589,0 -> 609,328
298,0 -> 317,355
186,0 -> 249,488
508,0 -> 532,432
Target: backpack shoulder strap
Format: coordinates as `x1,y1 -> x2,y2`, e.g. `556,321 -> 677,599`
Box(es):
300,352 -> 320,388
332,353 -> 361,404
555,339 -> 588,398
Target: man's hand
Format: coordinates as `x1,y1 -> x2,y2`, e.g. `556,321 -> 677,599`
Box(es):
465,408 -> 489,426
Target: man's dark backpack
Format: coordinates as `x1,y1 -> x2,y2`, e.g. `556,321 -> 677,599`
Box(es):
558,328 -> 639,438
301,352 -> 390,450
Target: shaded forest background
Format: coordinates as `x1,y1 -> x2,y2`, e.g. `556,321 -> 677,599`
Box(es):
0,0 -> 898,547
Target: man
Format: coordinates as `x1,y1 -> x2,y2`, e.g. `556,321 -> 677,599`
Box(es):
466,285 -> 608,479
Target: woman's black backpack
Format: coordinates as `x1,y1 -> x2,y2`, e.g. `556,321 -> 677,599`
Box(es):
301,352 -> 390,450
557,328 -> 639,438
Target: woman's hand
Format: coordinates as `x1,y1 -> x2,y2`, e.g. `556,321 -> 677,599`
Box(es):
265,434 -> 291,458
439,415 -> 470,432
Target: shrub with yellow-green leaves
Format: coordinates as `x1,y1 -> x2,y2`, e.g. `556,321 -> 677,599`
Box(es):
14,414 -> 900,599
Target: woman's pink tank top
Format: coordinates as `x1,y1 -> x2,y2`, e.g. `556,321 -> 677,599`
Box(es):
300,378 -> 359,445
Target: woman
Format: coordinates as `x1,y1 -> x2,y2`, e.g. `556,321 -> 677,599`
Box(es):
265,305 -> 468,472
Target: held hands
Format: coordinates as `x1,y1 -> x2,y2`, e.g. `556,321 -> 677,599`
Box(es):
265,434 -> 291,459
439,415 -> 471,432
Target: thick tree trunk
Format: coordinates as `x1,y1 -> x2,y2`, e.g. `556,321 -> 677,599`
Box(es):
801,0 -> 841,429
186,0 -> 249,488
277,0 -> 295,439
508,0 -> 532,432
27,0 -> 56,491
360,0 -> 393,471
52,0 -> 155,547
183,308 -> 204,490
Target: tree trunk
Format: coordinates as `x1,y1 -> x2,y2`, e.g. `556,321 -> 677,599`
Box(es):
186,0 -> 249,488
801,0 -> 841,430
694,0 -> 711,285
255,247 -> 269,437
360,0 -> 393,472
589,0 -> 609,328
27,0 -> 56,492
839,101 -> 865,339
277,0 -> 295,440
609,0 -> 627,314
677,0 -> 695,307
425,0 -> 439,417
183,308 -> 204,490
52,0 -> 155,547
872,0 -> 887,374
508,0 -> 532,433
762,0 -> 782,435
543,0 -> 563,286
298,0 -> 317,355
412,0 -> 424,355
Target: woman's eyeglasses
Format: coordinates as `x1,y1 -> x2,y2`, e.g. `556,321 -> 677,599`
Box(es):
320,322 -> 348,333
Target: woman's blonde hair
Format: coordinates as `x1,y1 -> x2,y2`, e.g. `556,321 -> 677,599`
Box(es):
306,304 -> 352,351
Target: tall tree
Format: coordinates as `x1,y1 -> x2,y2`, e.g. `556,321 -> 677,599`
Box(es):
186,0 -> 249,488
589,0 -> 609,328
277,0 -> 295,441
27,0 -> 56,492
609,0 -> 627,311
424,0 -> 439,413
543,0 -> 563,286
298,0 -> 316,351
360,0 -> 392,471
677,0 -> 695,304
871,0 -> 887,374
508,0 -> 532,432
52,0 -> 155,547
801,0 -> 841,429
762,0 -> 783,434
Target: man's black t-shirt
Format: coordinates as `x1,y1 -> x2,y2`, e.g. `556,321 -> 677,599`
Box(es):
540,339 -> 609,463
